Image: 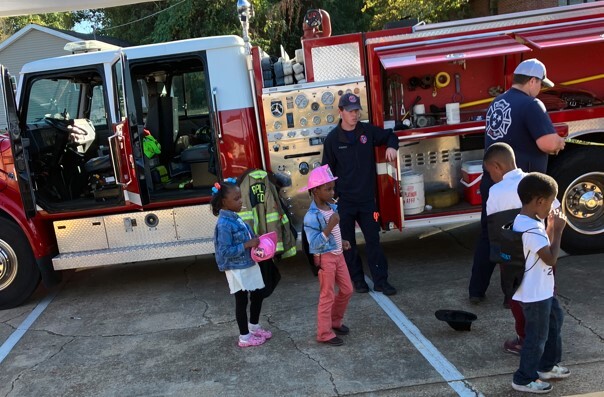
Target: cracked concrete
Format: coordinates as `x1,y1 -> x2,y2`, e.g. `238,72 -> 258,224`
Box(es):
0,222 -> 602,396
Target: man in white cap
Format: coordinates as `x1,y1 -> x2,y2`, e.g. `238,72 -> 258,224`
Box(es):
469,58 -> 566,314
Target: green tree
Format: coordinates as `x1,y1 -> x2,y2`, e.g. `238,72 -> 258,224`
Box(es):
362,0 -> 471,29
0,13 -> 75,42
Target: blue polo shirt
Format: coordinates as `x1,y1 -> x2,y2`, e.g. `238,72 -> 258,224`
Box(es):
485,88 -> 555,173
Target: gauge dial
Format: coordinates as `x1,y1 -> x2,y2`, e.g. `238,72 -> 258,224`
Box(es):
326,114 -> 335,123
312,116 -> 321,125
321,91 -> 335,105
271,101 -> 284,117
300,117 -> 308,127
295,94 -> 309,109
273,121 -> 282,130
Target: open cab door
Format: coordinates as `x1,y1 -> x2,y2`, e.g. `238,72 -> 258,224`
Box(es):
376,144 -> 403,230
1,66 -> 36,218
110,53 -> 145,207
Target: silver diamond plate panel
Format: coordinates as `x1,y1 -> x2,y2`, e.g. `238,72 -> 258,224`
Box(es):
566,118 -> 604,137
174,205 -> 217,240
54,217 -> 109,254
105,209 -> 177,249
311,43 -> 361,81
52,238 -> 215,270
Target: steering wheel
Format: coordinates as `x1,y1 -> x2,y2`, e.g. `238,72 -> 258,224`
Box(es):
304,9 -> 322,28
43,117 -> 73,133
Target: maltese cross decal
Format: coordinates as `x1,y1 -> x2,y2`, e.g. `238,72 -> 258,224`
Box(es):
486,99 -> 512,140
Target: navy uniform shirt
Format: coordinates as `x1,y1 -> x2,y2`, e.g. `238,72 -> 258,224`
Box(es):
322,121 -> 398,204
485,87 -> 555,173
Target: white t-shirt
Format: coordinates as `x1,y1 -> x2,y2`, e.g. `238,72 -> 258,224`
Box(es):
487,168 -> 560,216
511,214 -> 555,303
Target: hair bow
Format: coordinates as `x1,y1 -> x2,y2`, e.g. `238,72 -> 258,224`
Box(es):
225,177 -> 237,184
211,182 -> 221,196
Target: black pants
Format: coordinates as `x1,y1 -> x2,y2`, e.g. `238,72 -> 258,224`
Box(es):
338,200 -> 389,288
234,290 -> 264,335
468,176 -> 497,298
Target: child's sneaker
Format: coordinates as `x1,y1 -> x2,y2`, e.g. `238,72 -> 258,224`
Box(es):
538,365 -> 571,380
238,334 -> 266,348
252,327 -> 272,340
503,336 -> 523,355
512,380 -> 552,394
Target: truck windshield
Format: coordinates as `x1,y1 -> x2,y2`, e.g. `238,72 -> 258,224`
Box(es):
26,79 -> 80,123
26,75 -> 107,127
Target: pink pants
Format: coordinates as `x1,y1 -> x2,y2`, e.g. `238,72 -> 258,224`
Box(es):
315,252 -> 353,342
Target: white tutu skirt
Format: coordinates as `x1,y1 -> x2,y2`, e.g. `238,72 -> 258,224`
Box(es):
225,263 -> 265,294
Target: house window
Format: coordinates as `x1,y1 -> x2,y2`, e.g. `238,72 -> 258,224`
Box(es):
559,0 -> 594,5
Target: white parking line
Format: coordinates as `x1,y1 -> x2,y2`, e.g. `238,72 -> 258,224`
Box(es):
365,277 -> 483,397
0,288 -> 61,364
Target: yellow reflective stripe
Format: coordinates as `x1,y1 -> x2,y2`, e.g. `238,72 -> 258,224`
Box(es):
239,211 -> 253,221
276,242 -> 284,251
281,214 -> 290,225
265,212 -> 280,223
282,246 -> 296,258
252,209 -> 259,234
249,170 -> 267,179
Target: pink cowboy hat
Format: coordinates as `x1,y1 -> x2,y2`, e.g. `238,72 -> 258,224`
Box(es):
298,164 -> 338,192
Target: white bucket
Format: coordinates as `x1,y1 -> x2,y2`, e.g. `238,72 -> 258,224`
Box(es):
446,102 -> 460,124
401,170 -> 425,215
413,104 -> 426,115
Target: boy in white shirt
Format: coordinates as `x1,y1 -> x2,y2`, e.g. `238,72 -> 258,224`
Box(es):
483,143 -> 560,356
511,172 -> 569,394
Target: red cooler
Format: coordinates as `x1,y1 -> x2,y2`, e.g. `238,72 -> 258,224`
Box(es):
461,160 -> 483,205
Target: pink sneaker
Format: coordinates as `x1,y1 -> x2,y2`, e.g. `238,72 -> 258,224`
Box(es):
238,334 -> 266,348
252,328 -> 272,340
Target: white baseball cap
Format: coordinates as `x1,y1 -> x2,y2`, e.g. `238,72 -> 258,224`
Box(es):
514,58 -> 554,88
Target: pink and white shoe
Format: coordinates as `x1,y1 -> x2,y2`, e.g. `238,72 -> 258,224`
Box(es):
252,327 -> 272,340
238,334 -> 266,348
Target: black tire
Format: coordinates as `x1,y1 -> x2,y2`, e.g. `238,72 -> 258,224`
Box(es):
548,146 -> 604,254
0,218 -> 41,309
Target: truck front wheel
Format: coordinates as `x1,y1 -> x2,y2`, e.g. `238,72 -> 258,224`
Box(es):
0,218 -> 41,309
549,146 -> 604,254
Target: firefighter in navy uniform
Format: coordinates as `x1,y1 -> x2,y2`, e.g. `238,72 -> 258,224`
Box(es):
322,93 -> 399,295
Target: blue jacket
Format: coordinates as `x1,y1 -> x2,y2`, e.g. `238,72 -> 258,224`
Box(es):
214,209 -> 256,271
303,200 -> 339,254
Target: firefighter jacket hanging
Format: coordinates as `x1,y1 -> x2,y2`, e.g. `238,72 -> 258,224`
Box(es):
238,170 -> 297,258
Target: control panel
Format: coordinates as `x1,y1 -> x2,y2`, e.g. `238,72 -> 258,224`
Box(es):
262,80 -> 368,145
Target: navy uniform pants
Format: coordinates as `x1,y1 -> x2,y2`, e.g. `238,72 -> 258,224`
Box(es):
338,199 -> 389,288
468,176 -> 497,298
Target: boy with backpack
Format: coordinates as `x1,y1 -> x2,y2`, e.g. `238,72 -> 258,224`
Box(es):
509,172 -> 569,394
483,143 -> 560,356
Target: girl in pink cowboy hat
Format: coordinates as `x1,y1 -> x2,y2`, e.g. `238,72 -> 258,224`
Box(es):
301,165 -> 353,346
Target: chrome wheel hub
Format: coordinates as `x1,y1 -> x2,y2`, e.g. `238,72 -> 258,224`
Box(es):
564,172 -> 604,235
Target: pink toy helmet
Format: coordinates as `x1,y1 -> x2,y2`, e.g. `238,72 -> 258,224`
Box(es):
251,231 -> 278,262
298,164 -> 338,192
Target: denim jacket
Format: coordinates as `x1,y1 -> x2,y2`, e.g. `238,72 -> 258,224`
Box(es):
214,209 -> 256,271
303,200 -> 338,254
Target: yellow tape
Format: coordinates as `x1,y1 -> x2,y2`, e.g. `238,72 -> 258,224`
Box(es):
435,72 -> 451,88
565,138 -> 604,147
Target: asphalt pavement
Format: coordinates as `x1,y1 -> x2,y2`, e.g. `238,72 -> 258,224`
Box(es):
0,222 -> 602,397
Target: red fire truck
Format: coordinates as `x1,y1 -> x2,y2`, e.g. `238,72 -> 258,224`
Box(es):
1,2 -> 604,309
